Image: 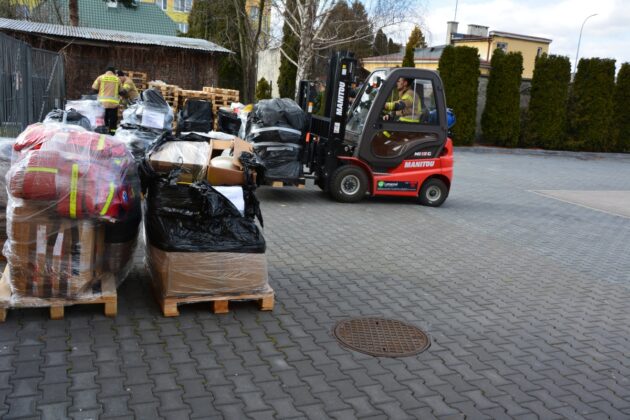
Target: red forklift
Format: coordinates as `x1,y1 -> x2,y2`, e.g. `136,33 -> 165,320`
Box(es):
298,51 -> 454,206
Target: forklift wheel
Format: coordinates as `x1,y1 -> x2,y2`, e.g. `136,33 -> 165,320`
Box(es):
329,165 -> 368,203
419,178 -> 448,207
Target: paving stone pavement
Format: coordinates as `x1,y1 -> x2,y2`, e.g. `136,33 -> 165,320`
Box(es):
1,149 -> 630,419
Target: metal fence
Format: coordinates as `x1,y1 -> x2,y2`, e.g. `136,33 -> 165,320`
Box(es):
0,32 -> 65,137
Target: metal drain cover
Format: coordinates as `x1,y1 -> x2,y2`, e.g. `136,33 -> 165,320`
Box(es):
333,317 -> 430,357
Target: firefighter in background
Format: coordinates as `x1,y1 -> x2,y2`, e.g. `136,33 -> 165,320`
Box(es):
116,70 -> 139,107
382,77 -> 421,122
91,66 -> 121,133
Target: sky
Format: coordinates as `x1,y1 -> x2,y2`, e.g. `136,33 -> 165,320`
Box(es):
386,0 -> 630,71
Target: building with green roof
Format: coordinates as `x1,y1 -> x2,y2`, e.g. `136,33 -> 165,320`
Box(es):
30,0 -> 179,36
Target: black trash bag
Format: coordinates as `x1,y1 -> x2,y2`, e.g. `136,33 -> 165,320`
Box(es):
253,142 -> 302,180
145,179 -> 265,253
248,98 -> 305,131
115,125 -> 164,162
176,99 -> 213,135
141,88 -> 169,107
217,109 -> 241,136
44,109 -> 92,131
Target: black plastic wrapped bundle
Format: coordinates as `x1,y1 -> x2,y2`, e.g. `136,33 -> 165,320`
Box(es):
246,123 -> 303,144
114,125 -> 164,162
217,109 -> 241,135
248,98 -> 305,131
176,99 -> 213,135
145,179 -> 265,253
252,142 -> 302,180
44,109 -> 92,131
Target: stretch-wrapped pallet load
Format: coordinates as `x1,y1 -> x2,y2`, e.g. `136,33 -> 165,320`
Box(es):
115,88 -> 175,162
142,133 -> 269,298
245,98 -> 305,182
2,121 -> 141,303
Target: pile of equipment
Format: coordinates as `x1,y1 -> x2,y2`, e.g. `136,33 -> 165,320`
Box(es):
3,121 -> 141,302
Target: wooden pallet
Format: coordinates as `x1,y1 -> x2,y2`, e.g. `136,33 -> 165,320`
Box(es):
0,266 -> 117,322
155,284 -> 274,317
269,178 -> 306,188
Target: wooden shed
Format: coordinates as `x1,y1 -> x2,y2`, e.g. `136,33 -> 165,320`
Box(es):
0,17 -> 232,100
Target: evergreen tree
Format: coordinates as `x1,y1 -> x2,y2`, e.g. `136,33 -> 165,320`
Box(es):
387,38 -> 401,55
187,0 -> 242,91
277,0 -> 299,98
402,26 -> 423,67
613,62 -> 630,152
437,45 -> 480,145
567,58 -> 616,151
373,29 -> 388,56
524,54 -> 571,149
256,78 -> 272,100
481,49 -> 524,147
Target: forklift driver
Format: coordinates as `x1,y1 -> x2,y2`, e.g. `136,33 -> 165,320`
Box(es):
382,77 -> 421,122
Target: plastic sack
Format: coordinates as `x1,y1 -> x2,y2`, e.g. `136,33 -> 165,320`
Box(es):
248,98 -> 305,131
2,122 -> 142,301
253,142 -> 302,180
44,109 -> 92,131
114,125 -> 163,162
65,99 -> 105,129
121,88 -> 174,131
177,99 -> 213,135
217,108 -> 241,136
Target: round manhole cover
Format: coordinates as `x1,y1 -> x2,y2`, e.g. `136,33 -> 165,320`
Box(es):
333,317 -> 430,357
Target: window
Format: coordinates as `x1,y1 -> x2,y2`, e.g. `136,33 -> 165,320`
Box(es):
160,0 -> 167,10
496,42 -> 508,52
249,6 -> 259,20
380,77 -> 436,124
371,77 -> 439,159
173,0 -> 185,11
537,47 -> 543,58
178,23 -> 189,33
185,0 -> 193,11
347,70 -> 387,134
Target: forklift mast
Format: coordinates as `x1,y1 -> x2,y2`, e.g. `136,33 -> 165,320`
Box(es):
303,51 -> 357,183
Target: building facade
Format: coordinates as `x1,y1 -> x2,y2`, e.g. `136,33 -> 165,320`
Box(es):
361,22 -> 552,80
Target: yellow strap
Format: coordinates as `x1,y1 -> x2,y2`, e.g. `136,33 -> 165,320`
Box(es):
99,182 -> 116,216
97,135 -> 106,150
69,164 -> 79,219
25,167 -> 58,173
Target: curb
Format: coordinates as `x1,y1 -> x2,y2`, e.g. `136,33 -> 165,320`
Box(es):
455,146 -> 630,160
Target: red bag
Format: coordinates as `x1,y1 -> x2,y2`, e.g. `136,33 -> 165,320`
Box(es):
8,150 -> 61,200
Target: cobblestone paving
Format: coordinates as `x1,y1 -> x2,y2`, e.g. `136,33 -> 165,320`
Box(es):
1,150 -> 629,419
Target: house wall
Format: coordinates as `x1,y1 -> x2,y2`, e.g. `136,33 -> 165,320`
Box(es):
362,60 -> 440,73
5,31 -> 221,100
257,48 -> 281,98
453,37 -> 549,79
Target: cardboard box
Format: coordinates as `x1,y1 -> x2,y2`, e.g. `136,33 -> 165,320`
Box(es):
149,141 -> 210,183
148,244 -> 268,297
7,203 -> 102,298
206,138 -> 255,186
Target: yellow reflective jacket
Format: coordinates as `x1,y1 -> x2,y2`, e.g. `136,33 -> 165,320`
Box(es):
384,88 -> 421,118
92,72 -> 120,109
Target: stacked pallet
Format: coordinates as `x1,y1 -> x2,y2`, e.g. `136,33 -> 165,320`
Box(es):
202,87 -> 240,114
123,70 -> 148,91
